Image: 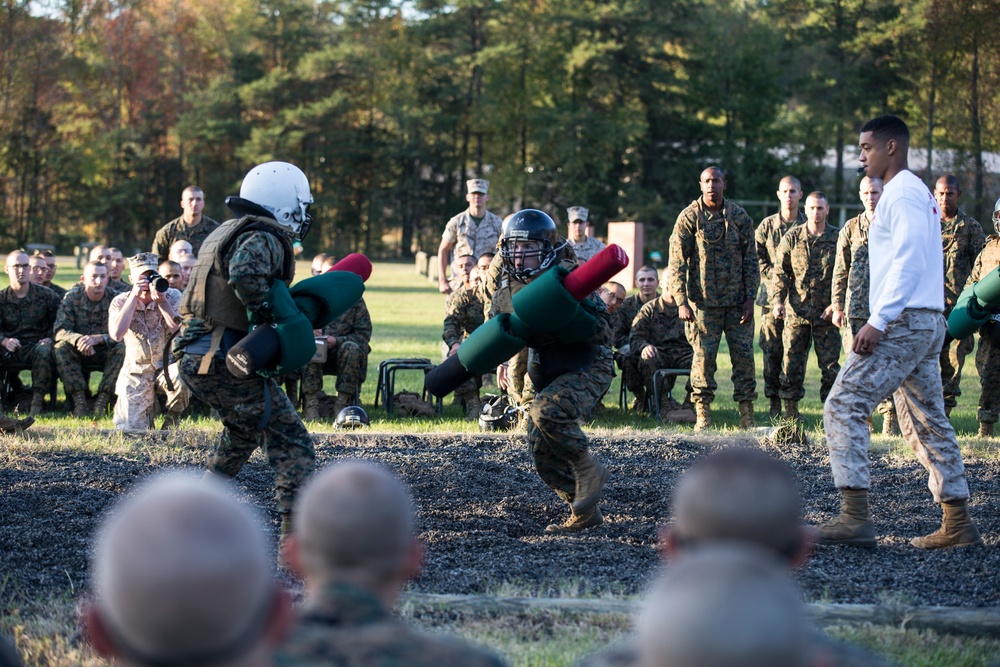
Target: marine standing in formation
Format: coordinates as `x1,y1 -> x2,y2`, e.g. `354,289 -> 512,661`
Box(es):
175,162 -> 317,545
437,179 -> 504,295
933,175 -> 985,416
754,176 -> 805,418
565,206 -> 606,263
151,185 -> 221,258
667,166 -> 759,430
772,191 -> 841,417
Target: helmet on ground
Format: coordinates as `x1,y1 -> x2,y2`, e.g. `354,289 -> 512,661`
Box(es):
993,197 -> 1000,235
500,209 -> 565,281
239,161 -> 314,240
478,394 -> 519,432
335,405 -> 369,429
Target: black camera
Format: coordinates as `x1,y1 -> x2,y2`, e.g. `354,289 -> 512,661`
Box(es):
144,272 -> 170,293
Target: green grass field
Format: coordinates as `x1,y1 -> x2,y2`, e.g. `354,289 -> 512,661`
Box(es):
4,257 -> 998,667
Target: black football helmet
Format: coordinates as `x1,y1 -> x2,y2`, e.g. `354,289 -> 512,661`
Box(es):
335,405 -> 370,429
500,209 -> 565,281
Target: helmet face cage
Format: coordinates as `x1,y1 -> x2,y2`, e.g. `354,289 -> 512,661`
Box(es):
335,406 -> 369,429
500,209 -> 562,281
993,197 -> 1000,235
478,394 -> 518,431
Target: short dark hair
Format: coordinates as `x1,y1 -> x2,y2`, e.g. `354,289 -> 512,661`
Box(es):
861,115 -> 909,144
938,174 -> 960,190
636,264 -> 658,278
806,191 -> 829,205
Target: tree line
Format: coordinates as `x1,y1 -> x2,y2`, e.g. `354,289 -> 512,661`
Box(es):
1,0 -> 998,259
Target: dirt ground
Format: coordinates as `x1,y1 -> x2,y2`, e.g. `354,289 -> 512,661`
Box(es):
1,429 -> 997,608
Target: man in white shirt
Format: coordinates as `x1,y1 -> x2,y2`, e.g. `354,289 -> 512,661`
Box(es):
814,115 -> 980,550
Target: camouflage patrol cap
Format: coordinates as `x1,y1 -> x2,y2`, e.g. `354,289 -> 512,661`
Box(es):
127,253 -> 159,282
466,179 -> 489,195
567,206 -> 589,223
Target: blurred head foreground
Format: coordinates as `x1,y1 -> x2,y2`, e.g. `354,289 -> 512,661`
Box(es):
86,472 -> 288,667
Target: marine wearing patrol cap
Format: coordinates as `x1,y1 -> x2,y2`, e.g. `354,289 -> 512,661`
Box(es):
466,178 -> 489,195
127,252 -> 159,281
567,206 -> 589,223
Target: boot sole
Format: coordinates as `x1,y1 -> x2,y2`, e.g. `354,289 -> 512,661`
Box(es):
545,512 -> 604,534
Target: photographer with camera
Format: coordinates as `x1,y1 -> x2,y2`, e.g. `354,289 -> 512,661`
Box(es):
108,253 -> 190,430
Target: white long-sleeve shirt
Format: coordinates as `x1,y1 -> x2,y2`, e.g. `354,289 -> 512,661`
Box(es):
867,169 -> 946,331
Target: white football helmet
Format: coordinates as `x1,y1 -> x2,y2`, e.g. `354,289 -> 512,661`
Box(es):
239,161 -> 314,239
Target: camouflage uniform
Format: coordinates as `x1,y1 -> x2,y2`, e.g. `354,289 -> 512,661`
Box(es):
629,295 -> 693,401
0,283 -> 59,397
442,209 -> 504,289
443,284 -> 486,397
968,235 -> 1000,425
667,198 -> 759,404
45,283 -> 67,300
301,299 -> 372,399
613,292 -> 658,400
109,288 -> 190,430
275,581 -> 505,667
826,310 -> 968,501
773,223 -> 841,402
939,210 -> 985,410
108,278 -> 129,294
755,211 -> 805,401
526,297 -> 612,510
151,214 -> 221,258
569,235 -> 606,263
175,217 -> 314,516
53,283 -> 124,399
833,213 -> 895,420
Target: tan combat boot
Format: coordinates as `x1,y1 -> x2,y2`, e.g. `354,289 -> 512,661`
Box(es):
882,409 -> 900,436
629,387 -> 647,413
782,399 -> 801,421
769,397 -> 782,419
813,488 -> 876,547
29,392 -> 46,417
545,508 -> 604,534
92,392 -> 112,417
738,400 -> 754,428
571,452 -> 608,516
978,421 -> 994,438
333,391 -> 355,414
0,414 -> 34,433
694,401 -> 711,431
459,391 -> 483,421
160,411 -> 183,430
302,394 -> 321,421
71,391 -> 89,418
910,500 -> 982,549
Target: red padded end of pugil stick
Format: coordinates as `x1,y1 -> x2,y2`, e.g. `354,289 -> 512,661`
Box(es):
563,244 -> 629,300
327,253 -> 373,282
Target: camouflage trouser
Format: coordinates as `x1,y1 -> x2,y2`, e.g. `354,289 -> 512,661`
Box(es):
178,352 -> 315,514
112,361 -> 191,430
976,327 -> 1000,423
527,369 -> 603,504
685,304 -> 757,404
824,309 -> 969,502
637,345 -> 693,400
507,348 -> 535,407
759,307 -> 785,399
939,332 -> 975,409
617,345 -> 644,397
779,314 -> 841,402
301,340 -> 367,398
590,350 -> 615,412
1,341 -> 55,394
54,340 -> 125,396
849,318 -> 896,417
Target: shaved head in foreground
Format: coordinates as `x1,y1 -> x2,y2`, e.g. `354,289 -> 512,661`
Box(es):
85,471 -> 290,667
637,546 -> 811,667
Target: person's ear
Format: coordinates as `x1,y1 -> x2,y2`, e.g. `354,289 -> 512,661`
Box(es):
82,601 -> 119,659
